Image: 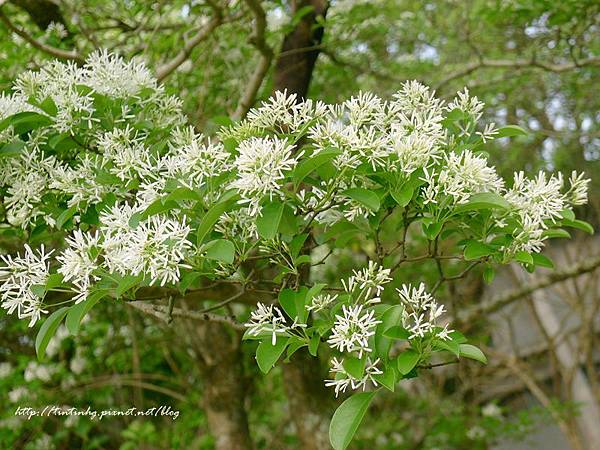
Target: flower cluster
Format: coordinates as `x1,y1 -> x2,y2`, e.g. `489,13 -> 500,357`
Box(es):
244,302 -> 306,345
230,137 -> 298,215
325,357 -> 383,397
327,304 -> 381,358
396,283 -> 453,340
0,245 -> 52,326
341,260 -> 392,304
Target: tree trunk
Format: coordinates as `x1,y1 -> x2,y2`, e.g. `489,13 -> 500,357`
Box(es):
273,0 -> 329,97
272,3 -> 333,449
10,0 -> 67,30
193,321 -> 254,450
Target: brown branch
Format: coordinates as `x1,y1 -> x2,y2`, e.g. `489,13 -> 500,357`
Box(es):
436,55 -> 600,90
155,16 -> 222,82
127,300 -> 246,330
0,7 -> 83,63
459,254 -> 600,324
232,0 -> 273,120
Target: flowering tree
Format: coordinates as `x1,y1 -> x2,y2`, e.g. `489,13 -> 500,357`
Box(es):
0,53 -> 592,449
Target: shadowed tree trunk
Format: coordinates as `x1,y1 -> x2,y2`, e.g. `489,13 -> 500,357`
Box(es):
195,322 -> 254,450
10,0 -> 67,30
273,0 -> 328,97
273,2 -> 334,449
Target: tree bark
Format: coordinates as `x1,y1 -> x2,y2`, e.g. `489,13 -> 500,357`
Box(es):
10,0 -> 67,30
273,0 -> 329,98
272,3 -> 333,449
195,322 -> 254,450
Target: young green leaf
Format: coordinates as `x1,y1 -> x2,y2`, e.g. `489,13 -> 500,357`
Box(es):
36,307 -> 70,361
459,344 -> 487,364
454,192 -> 510,213
256,338 -> 288,374
256,202 -> 285,239
342,188 -> 380,212
204,239 -> 235,264
329,391 -> 377,450
495,125 -> 527,138
463,240 -> 494,260
65,291 -> 106,335
397,349 -> 420,375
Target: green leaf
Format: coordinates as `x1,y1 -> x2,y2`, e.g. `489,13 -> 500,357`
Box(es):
459,344 -> 487,364
279,289 -> 298,320
342,188 -> 380,212
30,284 -> 46,298
308,333 -> 320,356
56,205 -> 77,229
0,140 -> 25,157
375,305 -> 403,359
45,273 -> 65,290
542,228 -> 571,239
464,240 -> 494,260
329,391 -> 377,450
115,274 -> 142,298
65,291 -> 106,335
514,251 -> 533,265
343,356 -> 366,379
196,192 -> 239,245
293,149 -> 340,186
483,266 -> 495,284
204,239 -> 235,264
436,339 -> 460,357
560,209 -> 575,221
256,202 -> 285,240
391,183 -> 414,207
531,253 -> 554,269
36,307 -> 70,361
256,338 -> 288,374
382,326 -> 409,340
397,350 -> 420,375
454,192 -> 510,213
562,219 -> 594,235
495,125 -> 527,138
372,367 -> 395,391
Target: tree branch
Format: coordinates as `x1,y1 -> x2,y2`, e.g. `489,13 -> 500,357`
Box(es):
232,0 -> 273,120
458,254 -> 600,324
155,16 -> 222,82
436,55 -> 600,90
127,300 -> 246,330
0,7 -> 83,63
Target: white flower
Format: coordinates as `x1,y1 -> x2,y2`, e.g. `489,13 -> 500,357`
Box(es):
230,137 -> 297,215
245,302 -> 289,345
0,244 -> 53,327
342,261 -> 392,304
327,304 -> 381,358
163,126 -> 231,189
97,125 -> 151,180
566,171 -> 590,206
8,387 -> 28,403
325,356 -> 383,397
57,230 -> 100,303
436,150 -> 504,204
306,293 -> 338,312
102,213 -> 192,286
24,361 -> 55,382
0,362 -> 12,378
447,87 -> 485,121
83,50 -> 156,97
482,403 -> 502,418
46,21 -> 68,39
397,283 -> 453,340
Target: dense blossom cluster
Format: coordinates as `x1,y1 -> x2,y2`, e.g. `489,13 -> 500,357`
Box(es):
397,283 -> 453,340
0,52 -> 590,340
